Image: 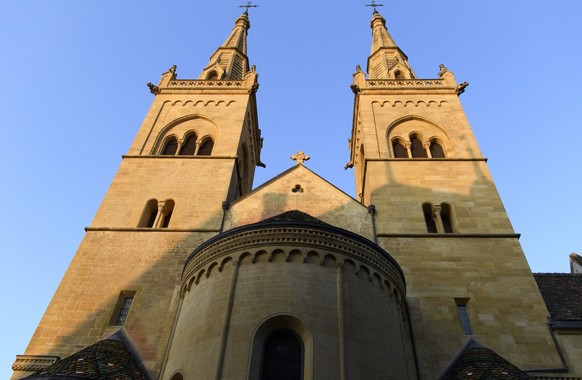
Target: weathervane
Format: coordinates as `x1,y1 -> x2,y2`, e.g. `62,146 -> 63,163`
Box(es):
365,0 -> 384,13
239,1 -> 258,14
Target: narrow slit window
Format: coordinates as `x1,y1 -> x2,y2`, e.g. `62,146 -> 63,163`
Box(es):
455,298 -> 473,335
110,291 -> 136,326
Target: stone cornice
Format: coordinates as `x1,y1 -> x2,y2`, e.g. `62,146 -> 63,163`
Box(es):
366,157 -> 488,162
85,227 -> 220,233
154,79 -> 259,96
122,155 -> 237,160
377,233 -> 521,238
355,79 -> 457,95
183,222 -> 406,298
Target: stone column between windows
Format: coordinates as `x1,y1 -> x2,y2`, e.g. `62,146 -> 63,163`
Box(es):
154,201 -> 166,228
424,142 -> 433,158
432,205 -> 445,233
175,138 -> 184,155
404,142 -> 412,158
194,141 -> 202,155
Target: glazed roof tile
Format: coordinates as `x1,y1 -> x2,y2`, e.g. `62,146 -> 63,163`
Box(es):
25,331 -> 150,380
534,273 -> 582,322
440,340 -> 529,379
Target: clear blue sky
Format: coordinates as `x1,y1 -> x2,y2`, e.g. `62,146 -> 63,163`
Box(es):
1,1 -> 581,377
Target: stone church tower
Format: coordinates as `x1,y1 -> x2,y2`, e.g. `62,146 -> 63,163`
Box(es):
12,9 -> 582,380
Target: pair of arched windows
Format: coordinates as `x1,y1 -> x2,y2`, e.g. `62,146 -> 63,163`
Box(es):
392,133 -> 446,158
423,202 -> 456,233
138,199 -> 175,228
161,133 -> 214,156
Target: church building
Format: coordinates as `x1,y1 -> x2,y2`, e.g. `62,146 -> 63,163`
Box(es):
11,7 -> 582,380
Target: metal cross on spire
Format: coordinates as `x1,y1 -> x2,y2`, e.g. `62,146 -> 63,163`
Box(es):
239,1 -> 259,14
365,0 -> 384,14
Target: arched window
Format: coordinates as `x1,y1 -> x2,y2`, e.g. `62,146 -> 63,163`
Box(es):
197,138 -> 214,156
161,137 -> 178,155
422,203 -> 437,233
394,70 -> 405,80
160,199 -> 175,228
392,139 -> 408,158
170,373 -> 183,380
179,134 -> 197,155
261,330 -> 302,380
410,134 -> 427,158
440,203 -> 454,233
207,71 -> 218,80
423,202 -> 457,233
138,199 -> 159,228
430,139 -> 446,158
138,199 -> 175,228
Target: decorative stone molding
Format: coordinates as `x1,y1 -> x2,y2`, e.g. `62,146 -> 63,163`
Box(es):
367,79 -> 444,87
182,222 -> 406,300
372,99 -> 448,108
169,99 -> 236,107
12,355 -> 60,372
169,80 -> 244,88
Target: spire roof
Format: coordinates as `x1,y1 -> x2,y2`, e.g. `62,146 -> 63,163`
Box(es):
365,10 -> 416,80
198,12 -> 252,80
370,11 -> 397,54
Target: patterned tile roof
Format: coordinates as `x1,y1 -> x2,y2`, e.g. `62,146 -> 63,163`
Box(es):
259,210 -> 329,225
25,331 -> 150,380
440,340 -> 529,379
534,273 -> 582,322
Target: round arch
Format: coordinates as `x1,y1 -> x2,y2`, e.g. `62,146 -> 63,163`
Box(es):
248,313 -> 314,380
386,115 -> 453,158
150,114 -> 219,155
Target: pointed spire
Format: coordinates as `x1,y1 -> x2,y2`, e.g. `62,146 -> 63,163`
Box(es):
198,12 -> 252,80
370,12 -> 397,54
366,11 -> 416,80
